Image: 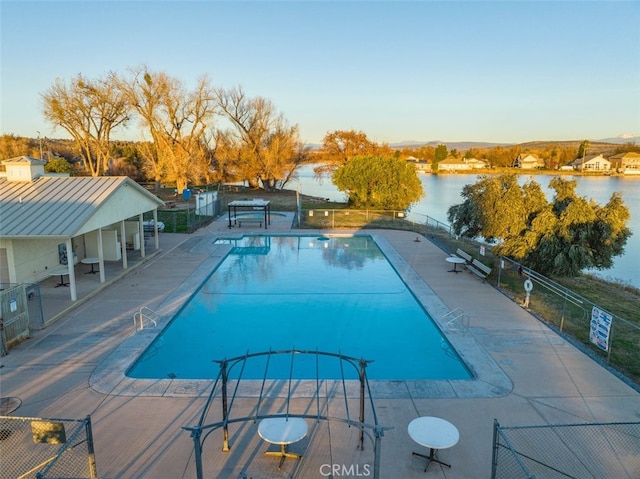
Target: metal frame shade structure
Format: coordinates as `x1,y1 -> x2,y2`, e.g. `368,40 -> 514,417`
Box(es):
183,349 -> 389,479
227,200 -> 271,229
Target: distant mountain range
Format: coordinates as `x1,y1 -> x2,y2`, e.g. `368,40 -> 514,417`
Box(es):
388,140 -> 510,149
597,135 -> 640,144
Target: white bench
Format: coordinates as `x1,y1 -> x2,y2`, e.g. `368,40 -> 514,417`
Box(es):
455,248 -> 473,263
466,259 -> 492,282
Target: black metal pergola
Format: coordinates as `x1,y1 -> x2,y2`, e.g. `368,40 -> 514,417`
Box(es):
183,348 -> 389,479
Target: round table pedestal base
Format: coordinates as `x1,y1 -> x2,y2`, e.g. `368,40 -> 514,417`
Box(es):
264,443 -> 302,469
412,448 -> 451,471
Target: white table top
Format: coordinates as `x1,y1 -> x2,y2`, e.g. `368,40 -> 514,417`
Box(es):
229,200 -> 270,207
258,417 -> 307,445
408,417 -> 459,450
49,267 -> 70,276
81,257 -> 99,264
446,256 -> 466,264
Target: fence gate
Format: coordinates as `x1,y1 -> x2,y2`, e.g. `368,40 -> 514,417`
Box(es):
0,414 -> 98,479
26,283 -> 45,330
0,283 -> 29,355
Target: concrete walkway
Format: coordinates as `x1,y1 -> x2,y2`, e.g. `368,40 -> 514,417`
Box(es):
1,212 -> 639,479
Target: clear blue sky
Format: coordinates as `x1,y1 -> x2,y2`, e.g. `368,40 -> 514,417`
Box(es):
2,0 -> 639,145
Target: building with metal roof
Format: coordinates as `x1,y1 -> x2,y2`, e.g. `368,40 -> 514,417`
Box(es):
0,156 -> 164,301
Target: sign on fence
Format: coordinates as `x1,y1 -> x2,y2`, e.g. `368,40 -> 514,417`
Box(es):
590,306 -> 613,352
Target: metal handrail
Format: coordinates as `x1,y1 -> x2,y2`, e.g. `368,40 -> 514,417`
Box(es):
442,308 -> 470,332
133,306 -> 158,331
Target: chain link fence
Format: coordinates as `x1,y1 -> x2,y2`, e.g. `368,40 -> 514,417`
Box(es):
296,207 -> 640,385
0,414 -> 97,479
299,207 -> 428,231
1,283 -> 44,356
495,256 -> 640,378
1,283 -> 29,356
143,190 -> 221,234
492,420 -> 640,478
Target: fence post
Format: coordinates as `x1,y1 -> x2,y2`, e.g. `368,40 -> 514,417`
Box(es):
607,318 -> 614,364
491,419 -> 500,479
85,415 -> 98,479
0,318 -> 7,357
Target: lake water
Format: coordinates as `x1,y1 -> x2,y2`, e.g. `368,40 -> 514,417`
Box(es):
293,165 -> 640,288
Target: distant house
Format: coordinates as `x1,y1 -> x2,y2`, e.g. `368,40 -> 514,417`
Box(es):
437,157 -> 487,172
513,154 -> 545,169
570,154 -> 611,172
464,157 -> 488,169
608,152 -> 640,174
405,156 -> 430,172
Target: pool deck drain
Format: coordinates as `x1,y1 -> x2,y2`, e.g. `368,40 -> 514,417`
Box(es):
2,212 -> 639,479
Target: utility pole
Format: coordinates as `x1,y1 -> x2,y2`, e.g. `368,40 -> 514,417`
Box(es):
37,131 -> 43,159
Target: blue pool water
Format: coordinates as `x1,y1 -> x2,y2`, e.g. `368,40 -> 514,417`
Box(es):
127,235 -> 471,380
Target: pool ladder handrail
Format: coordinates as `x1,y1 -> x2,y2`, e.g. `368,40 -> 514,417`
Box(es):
134,306 -> 159,331
442,307 -> 469,333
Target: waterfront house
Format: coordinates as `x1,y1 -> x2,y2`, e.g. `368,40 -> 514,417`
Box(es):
405,156 -> 430,172
512,154 -> 545,169
570,154 -> 611,172
437,157 -> 487,172
608,152 -> 640,174
465,157 -> 488,169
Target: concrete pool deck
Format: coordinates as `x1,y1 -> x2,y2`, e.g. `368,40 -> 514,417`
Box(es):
2,212 -> 639,478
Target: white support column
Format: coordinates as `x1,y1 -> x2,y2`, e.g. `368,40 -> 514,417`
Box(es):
120,221 -> 128,269
138,213 -> 146,258
66,237 -> 77,301
152,209 -> 160,250
97,227 -> 106,283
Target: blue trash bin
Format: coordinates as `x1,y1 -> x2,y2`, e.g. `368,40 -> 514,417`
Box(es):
182,189 -> 191,200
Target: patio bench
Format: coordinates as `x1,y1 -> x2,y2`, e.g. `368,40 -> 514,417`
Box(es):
455,248 -> 473,264
466,259 -> 492,282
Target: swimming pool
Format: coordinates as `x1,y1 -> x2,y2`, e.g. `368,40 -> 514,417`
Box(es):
127,235 -> 472,381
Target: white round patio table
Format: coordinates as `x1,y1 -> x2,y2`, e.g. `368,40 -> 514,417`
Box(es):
258,417 -> 308,468
49,267 -> 70,287
408,416 -> 460,471
81,257 -> 100,274
445,256 -> 466,273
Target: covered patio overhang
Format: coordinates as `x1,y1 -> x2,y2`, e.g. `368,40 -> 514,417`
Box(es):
36,211 -> 162,301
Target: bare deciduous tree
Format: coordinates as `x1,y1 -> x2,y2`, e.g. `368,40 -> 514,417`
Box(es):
214,86 -> 306,190
42,73 -> 129,176
120,67 -> 217,192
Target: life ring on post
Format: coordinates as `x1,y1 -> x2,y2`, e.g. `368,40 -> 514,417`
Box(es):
524,279 -> 533,293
